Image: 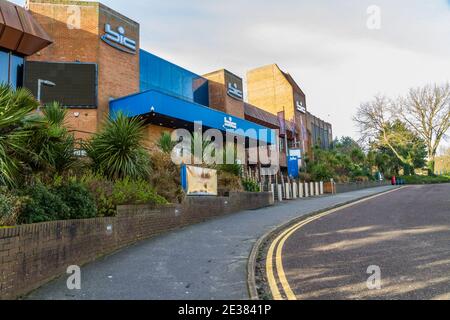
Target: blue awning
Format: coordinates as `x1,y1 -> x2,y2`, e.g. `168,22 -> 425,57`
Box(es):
109,89 -> 275,144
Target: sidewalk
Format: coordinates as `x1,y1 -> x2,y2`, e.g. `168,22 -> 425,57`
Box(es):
26,186 -> 396,300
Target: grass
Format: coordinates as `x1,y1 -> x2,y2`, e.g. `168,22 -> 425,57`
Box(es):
401,175 -> 450,185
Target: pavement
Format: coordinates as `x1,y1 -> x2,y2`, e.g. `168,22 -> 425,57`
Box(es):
269,184 -> 450,300
26,185 -> 396,300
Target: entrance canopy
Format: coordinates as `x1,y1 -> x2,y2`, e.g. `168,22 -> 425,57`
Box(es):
110,89 -> 275,144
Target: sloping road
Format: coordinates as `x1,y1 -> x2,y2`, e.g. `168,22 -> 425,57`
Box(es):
268,184 -> 450,300
27,186 -> 395,300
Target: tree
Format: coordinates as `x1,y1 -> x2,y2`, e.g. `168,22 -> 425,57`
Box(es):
85,113 -> 150,180
0,84 -> 39,187
353,96 -> 414,163
396,83 -> 450,173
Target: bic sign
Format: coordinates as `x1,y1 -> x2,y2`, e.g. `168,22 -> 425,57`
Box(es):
223,116 -> 237,130
101,24 -> 136,54
296,101 -> 306,114
227,83 -> 243,100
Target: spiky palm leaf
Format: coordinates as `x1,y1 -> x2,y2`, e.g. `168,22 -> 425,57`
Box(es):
85,113 -> 150,180
0,84 -> 39,187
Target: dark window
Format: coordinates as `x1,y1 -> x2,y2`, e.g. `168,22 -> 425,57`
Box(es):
1,49 -> 10,85
10,54 -> 24,88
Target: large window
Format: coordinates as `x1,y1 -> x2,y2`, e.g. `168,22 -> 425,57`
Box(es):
0,50 -> 9,85
10,55 -> 24,88
0,49 -> 25,89
140,49 -> 209,107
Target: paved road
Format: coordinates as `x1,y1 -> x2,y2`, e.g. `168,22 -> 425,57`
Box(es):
272,184 -> 450,300
27,186 -> 395,300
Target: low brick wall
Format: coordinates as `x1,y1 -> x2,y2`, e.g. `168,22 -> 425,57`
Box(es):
0,192 -> 273,300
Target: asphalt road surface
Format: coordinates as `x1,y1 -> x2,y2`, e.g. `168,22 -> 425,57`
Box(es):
26,185 -> 395,300
268,184 -> 450,300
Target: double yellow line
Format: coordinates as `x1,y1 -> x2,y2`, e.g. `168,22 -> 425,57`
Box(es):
265,188 -> 403,300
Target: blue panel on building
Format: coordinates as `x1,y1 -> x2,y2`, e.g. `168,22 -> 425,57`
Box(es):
140,49 -> 209,107
110,89 -> 275,144
288,156 -> 300,179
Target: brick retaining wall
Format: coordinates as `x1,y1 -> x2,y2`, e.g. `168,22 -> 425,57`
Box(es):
0,192 -> 273,299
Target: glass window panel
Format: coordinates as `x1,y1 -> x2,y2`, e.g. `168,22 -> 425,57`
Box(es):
0,50 -> 9,85
10,54 -> 24,88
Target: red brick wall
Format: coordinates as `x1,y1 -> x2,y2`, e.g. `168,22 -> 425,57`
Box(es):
0,192 -> 273,300
26,0 -> 140,140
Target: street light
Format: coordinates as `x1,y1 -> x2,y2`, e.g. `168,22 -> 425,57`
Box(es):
37,79 -> 56,110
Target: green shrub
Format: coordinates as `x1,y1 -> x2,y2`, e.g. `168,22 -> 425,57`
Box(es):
79,173 -> 116,217
19,183 -> 71,224
112,178 -> 168,207
218,171 -> 243,194
0,188 -> 24,226
402,175 -> 450,185
52,181 -> 97,219
149,151 -> 184,204
242,178 -> 260,192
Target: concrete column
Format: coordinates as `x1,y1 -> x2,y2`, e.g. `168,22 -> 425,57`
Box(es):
278,184 -> 283,202
320,181 -> 324,195
315,182 -> 320,196
310,182 -> 315,197
292,182 -> 298,199
299,182 -> 304,198
271,184 -> 275,203
305,183 -> 310,198
285,183 -> 291,200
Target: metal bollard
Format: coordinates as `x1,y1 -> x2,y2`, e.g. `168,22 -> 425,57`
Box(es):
310,182 -> 315,197
305,183 -> 310,198
271,184 -> 275,203
320,181 -> 324,195
315,182 -> 320,196
299,182 -> 304,198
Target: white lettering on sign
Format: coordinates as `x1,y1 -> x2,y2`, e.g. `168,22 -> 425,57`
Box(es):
227,83 -> 243,100
296,101 -> 306,114
101,24 -> 136,54
223,116 -> 237,130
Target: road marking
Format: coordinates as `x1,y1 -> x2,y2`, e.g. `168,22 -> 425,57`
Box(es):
266,187 -> 405,300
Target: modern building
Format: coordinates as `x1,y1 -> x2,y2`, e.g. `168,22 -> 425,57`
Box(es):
247,64 -> 333,159
0,0 -> 52,88
1,0 -> 333,177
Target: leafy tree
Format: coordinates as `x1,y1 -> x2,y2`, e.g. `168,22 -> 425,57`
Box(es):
85,113 -> 150,180
372,121 -> 427,175
397,83 -> 450,173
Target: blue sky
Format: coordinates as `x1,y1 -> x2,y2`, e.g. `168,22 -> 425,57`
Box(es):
12,0 -> 450,150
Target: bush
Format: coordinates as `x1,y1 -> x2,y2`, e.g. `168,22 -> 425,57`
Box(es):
80,174 -> 116,217
218,171 -> 243,194
402,175 -> 450,185
242,178 -> 261,192
149,151 -> 184,204
85,113 -> 150,180
0,188 -> 24,226
112,178 -> 169,207
52,181 -> 97,219
19,183 -> 71,224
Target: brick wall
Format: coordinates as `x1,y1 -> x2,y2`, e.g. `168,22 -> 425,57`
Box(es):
0,192 -> 273,299
27,0 -> 140,140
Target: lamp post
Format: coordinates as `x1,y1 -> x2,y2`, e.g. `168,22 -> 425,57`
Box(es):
37,79 -> 56,110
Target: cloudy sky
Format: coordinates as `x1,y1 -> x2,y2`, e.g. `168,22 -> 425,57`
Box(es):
13,0 -> 450,148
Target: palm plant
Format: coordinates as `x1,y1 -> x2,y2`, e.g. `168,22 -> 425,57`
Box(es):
24,102 -> 78,174
0,84 -> 39,187
157,131 -> 176,154
85,113 -> 150,180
